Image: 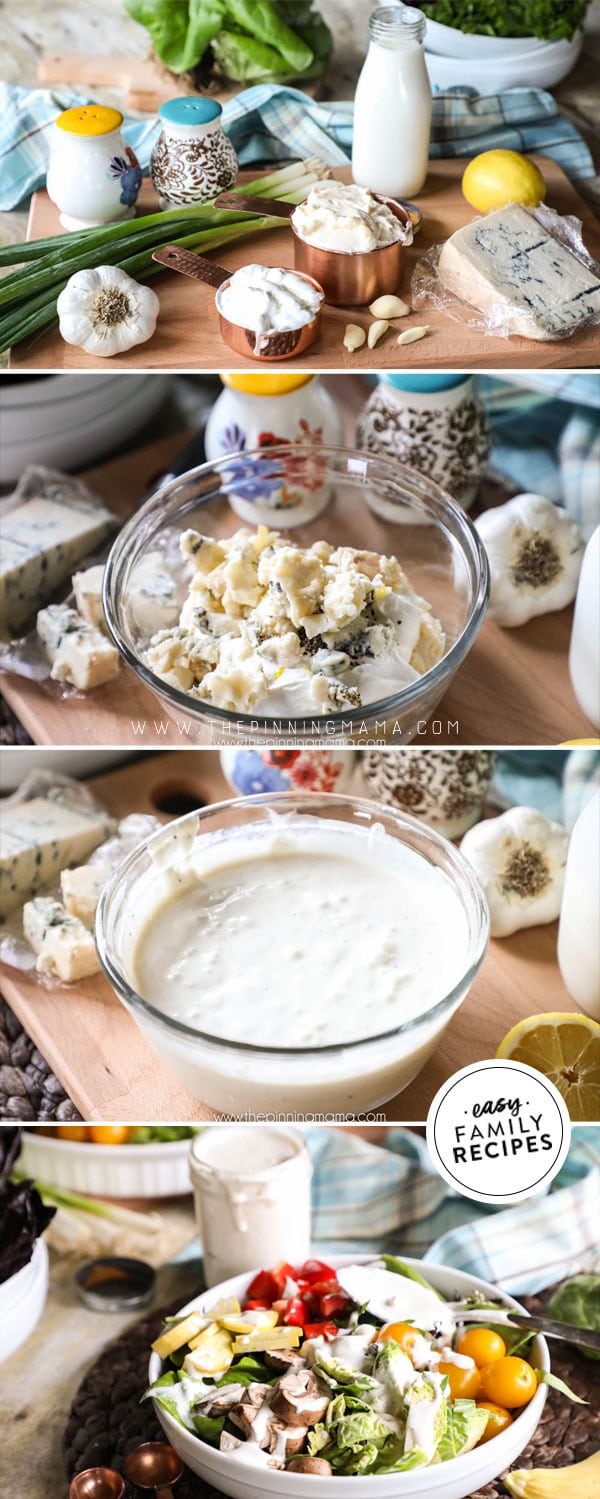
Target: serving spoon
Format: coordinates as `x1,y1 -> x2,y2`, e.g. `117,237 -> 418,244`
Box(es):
123,1442 -> 183,1499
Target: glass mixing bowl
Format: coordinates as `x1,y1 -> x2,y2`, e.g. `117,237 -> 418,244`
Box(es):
96,791 -> 490,1117
103,445 -> 489,745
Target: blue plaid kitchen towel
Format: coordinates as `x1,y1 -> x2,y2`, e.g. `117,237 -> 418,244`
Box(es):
0,79 -> 595,212
494,750 -> 600,827
306,1126 -> 600,1297
480,376 -> 600,541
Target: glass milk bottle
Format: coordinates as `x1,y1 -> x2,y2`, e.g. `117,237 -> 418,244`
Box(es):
189,1126 -> 312,1286
558,789 -> 600,1021
569,527 -> 600,729
353,5 -> 432,199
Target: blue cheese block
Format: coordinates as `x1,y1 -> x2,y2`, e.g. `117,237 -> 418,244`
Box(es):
438,204 -> 600,340
37,604 -> 120,689
60,862 -> 112,928
72,565 -> 107,631
1,478 -> 115,636
23,896 -> 100,982
0,791 -> 115,920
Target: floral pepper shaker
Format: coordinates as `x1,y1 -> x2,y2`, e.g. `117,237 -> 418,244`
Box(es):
357,373 -> 491,511
151,96 -> 238,209
205,372 -> 345,526
47,105 -> 142,231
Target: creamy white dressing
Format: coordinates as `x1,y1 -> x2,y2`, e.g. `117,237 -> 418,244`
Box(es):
337,1264 -> 455,1339
130,821 -> 469,1049
218,264 -> 323,333
404,1372 -> 446,1463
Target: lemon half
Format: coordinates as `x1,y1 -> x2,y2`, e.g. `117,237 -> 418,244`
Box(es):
497,1013 -> 600,1122
462,151 -> 546,213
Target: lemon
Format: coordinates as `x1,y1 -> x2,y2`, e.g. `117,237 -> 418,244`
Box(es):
462,151 -> 546,213
497,1013 -> 600,1122
560,738 -> 600,747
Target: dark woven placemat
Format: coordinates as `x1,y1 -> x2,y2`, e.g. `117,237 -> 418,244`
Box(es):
63,1284 -> 600,1498
0,994 -> 82,1121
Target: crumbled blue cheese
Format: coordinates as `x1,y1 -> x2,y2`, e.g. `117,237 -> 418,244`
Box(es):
0,791 -> 114,920
128,549 -> 180,636
438,204 -> 600,340
1,477 -> 115,635
37,603 -> 119,689
60,862 -> 112,927
145,528 -> 444,716
23,895 -> 100,982
72,565 -> 107,631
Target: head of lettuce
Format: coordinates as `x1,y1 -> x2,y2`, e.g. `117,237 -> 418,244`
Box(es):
124,0 -> 333,82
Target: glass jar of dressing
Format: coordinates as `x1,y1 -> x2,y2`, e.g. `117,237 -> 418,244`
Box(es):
189,1126 -> 312,1286
352,5 -> 432,199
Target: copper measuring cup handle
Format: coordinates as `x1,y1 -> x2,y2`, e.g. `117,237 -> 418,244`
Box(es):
214,191 -> 295,218
152,245 -> 231,286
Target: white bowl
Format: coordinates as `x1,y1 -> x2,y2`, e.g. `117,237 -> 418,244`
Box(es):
19,1131 -> 194,1199
148,1254 -> 549,1499
0,372 -> 172,486
425,19 -> 550,58
426,34 -> 582,92
0,1237 -> 49,1365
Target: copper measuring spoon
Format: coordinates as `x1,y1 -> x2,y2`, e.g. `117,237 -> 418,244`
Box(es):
69,1469 -> 125,1499
123,1442 -> 183,1499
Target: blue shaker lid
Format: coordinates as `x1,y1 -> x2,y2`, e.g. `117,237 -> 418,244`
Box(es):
159,97 -> 223,125
380,374 -> 469,393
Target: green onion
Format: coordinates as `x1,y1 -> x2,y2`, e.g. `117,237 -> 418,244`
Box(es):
12,1169 -> 160,1236
0,158 -> 328,355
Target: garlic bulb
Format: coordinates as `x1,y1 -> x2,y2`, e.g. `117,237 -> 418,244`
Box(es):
475,492 -> 584,627
460,805 -> 569,937
57,265 -> 159,357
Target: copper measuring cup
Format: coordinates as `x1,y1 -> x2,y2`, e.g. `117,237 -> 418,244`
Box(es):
215,189 -> 421,307
69,1469 -> 124,1499
123,1442 -> 183,1498
152,242 -> 324,362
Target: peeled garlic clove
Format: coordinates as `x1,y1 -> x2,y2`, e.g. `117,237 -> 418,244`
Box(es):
368,319 -> 390,349
369,295 -> 410,318
397,325 -> 428,345
343,323 -> 366,352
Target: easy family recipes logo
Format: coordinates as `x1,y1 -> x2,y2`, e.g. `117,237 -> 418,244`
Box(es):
427,1060 -> 572,1206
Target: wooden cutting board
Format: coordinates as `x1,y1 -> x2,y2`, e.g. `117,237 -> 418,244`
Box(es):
10,157 -> 600,371
0,400 -> 594,747
37,51 -> 324,112
0,749 -> 580,1123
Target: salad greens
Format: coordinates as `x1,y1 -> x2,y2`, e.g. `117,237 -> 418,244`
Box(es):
421,2 -> 589,42
124,0 -> 332,81
128,1125 -> 198,1144
0,1129 -> 55,1284
147,1255 -> 584,1477
548,1276 -> 600,1361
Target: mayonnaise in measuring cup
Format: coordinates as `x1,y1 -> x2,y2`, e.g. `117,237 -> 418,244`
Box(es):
291,182 -> 410,254
189,1126 -> 312,1285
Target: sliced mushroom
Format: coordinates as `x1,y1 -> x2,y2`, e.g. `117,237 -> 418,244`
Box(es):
201,1383 -> 246,1418
288,1456 -> 333,1475
265,1347 -> 304,1372
268,1420 -> 308,1458
271,1368 -> 330,1428
219,1431 -> 243,1453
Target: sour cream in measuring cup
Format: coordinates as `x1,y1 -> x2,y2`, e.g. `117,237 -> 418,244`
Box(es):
189,1126 -> 312,1286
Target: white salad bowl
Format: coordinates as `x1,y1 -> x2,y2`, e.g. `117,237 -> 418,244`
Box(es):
424,19 -> 556,58
18,1131 -> 195,1200
425,34 -> 582,92
148,1255 -> 549,1499
0,1237 -> 49,1366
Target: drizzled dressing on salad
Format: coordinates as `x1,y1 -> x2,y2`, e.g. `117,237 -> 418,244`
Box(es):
148,1256 -> 574,1476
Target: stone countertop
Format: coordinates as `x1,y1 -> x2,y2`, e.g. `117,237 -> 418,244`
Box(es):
0,0 -> 598,248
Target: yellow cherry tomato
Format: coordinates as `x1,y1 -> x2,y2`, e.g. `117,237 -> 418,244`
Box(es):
380,1323 -> 423,1360
438,1360 -> 482,1401
476,1402 -> 514,1443
56,1126 -> 88,1141
480,1356 -> 537,1409
88,1125 -> 132,1145
457,1328 -> 507,1367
